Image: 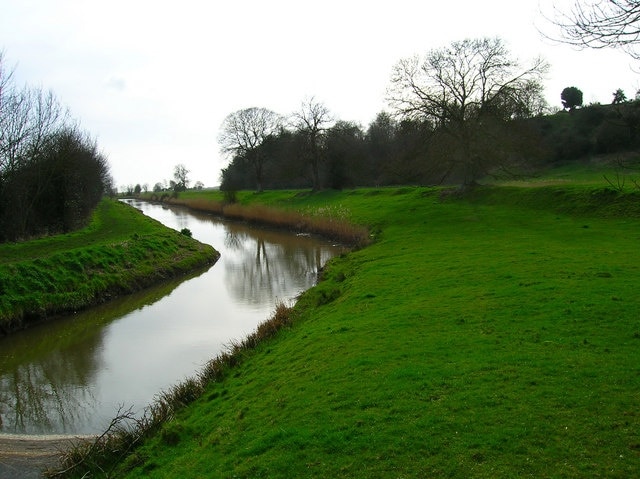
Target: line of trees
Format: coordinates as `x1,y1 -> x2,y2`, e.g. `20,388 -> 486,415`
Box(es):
219,36 -> 640,193
219,38 -> 551,192
0,53 -> 112,242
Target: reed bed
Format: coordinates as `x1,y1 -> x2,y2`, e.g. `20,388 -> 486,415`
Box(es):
168,197 -> 225,216
164,197 -> 370,247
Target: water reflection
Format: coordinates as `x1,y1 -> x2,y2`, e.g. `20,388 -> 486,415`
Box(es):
223,225 -> 335,306
0,201 -> 345,434
0,269 -> 210,434
0,336 -> 100,433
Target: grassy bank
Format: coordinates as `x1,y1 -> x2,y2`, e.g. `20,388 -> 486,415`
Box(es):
0,199 -> 219,334
68,180 -> 640,477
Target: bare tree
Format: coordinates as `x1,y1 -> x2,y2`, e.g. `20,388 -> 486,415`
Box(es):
544,0 -> 640,59
0,55 -> 67,178
291,97 -> 333,191
219,107 -> 282,192
173,163 -> 190,191
387,37 -> 548,186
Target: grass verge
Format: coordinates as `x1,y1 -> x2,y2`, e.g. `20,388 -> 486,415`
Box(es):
0,199 -> 219,334
58,183 -> 640,478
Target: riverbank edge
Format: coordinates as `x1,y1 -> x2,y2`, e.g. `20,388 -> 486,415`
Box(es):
47,301 -> 300,478
0,200 -> 220,336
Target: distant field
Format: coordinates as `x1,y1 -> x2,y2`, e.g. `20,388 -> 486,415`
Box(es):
107,176 -> 640,478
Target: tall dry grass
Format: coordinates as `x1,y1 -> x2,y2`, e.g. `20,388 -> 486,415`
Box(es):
165,197 -> 370,247
168,197 -> 225,216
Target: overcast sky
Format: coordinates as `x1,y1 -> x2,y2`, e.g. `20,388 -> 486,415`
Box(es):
2,0 -> 638,189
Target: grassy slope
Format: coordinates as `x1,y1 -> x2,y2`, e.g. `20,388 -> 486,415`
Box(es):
0,199 -> 219,332
115,180 -> 640,478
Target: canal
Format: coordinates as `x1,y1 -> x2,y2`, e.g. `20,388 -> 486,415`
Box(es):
0,199 -> 346,435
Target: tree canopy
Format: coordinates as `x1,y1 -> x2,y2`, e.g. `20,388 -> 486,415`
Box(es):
216,36 -> 639,192
219,107 -> 282,192
546,0 -> 640,59
612,88 -> 628,104
290,98 -> 333,191
561,86 -> 584,111
173,163 -> 190,191
0,53 -> 111,241
387,37 -> 549,185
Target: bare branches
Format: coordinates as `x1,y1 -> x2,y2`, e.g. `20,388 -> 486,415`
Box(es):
290,98 -> 334,191
290,97 -> 333,134
218,107 -> 283,192
387,38 -> 548,125
386,37 -> 549,186
219,107 -> 283,157
0,54 -> 109,241
544,0 -> 640,59
46,406 -> 141,478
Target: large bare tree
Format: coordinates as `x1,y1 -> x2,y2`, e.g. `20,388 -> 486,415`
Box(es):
0,62 -> 67,177
219,107 -> 282,192
173,163 -> 190,191
290,97 -> 333,191
544,0 -> 640,59
387,37 -> 548,186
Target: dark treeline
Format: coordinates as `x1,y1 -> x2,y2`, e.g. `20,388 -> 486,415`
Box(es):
220,112 -> 408,191
532,100 -> 640,161
221,102 -> 640,192
220,38 -> 640,193
220,112 -> 465,191
0,53 -> 112,242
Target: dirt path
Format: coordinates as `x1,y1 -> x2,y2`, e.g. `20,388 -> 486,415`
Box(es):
0,434 -> 94,478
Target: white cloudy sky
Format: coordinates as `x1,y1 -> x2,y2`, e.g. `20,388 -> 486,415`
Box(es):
1,0 -> 638,189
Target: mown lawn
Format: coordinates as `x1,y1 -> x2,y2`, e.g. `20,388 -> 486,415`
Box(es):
114,184 -> 640,478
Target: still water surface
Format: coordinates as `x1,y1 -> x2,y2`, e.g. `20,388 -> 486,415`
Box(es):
0,199 -> 346,435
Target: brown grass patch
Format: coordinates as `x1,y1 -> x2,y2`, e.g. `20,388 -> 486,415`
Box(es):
162,198 -> 370,247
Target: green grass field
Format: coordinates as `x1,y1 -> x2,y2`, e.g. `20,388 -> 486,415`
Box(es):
106,174 -> 640,478
0,199 -> 218,332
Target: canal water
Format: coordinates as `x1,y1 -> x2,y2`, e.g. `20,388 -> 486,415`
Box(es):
0,199 -> 346,435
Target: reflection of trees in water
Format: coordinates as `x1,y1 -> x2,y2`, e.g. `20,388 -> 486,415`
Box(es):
0,270 -> 202,435
171,208 -> 190,231
223,225 -> 339,307
224,228 -> 247,250
0,331 -> 104,434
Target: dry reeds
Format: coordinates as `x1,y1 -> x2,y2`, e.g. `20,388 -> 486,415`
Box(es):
162,197 -> 370,247
168,197 -> 225,216
46,302 -> 294,478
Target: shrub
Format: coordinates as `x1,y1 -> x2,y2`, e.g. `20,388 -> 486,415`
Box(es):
223,189 -> 238,204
